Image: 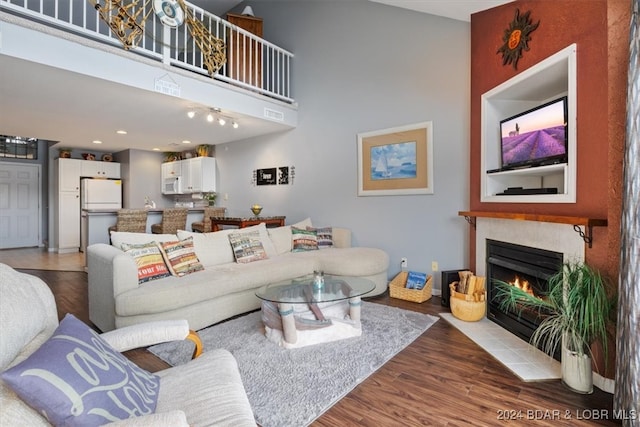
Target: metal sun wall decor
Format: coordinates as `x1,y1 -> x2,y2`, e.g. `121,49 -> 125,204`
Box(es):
497,8 -> 540,70
252,166 -> 295,186
91,0 -> 226,75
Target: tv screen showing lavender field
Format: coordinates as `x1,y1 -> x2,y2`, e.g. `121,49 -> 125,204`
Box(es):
500,98 -> 567,168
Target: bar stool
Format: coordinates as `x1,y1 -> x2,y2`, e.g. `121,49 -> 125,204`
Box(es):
191,207 -> 226,233
151,208 -> 188,234
108,209 -> 148,234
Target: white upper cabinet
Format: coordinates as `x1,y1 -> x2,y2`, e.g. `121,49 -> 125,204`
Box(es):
57,158 -> 82,191
81,160 -> 120,178
161,161 -> 182,179
182,157 -> 216,193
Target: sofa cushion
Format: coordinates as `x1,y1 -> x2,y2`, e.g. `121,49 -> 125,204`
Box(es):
159,237 -> 204,277
121,241 -> 171,283
1,314 -> 160,426
229,230 -> 268,263
110,231 -> 178,250
292,227 -> 318,252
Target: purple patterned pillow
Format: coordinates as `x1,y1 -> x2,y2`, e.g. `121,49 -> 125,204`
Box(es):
1,314 -> 160,426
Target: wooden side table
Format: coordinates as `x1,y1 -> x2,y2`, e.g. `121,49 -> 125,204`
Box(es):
210,216 -> 285,232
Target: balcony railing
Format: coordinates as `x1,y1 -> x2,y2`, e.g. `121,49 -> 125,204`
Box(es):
0,0 -> 294,103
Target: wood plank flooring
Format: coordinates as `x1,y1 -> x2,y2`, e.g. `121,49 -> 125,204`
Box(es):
11,267 -> 619,426
0,248 -> 621,427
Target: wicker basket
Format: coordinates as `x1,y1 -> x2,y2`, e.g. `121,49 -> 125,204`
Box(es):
389,271 -> 433,303
449,284 -> 486,322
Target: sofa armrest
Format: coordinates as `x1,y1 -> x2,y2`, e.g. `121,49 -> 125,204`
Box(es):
87,243 -> 140,332
106,410 -> 188,426
332,227 -> 352,248
100,319 -> 190,352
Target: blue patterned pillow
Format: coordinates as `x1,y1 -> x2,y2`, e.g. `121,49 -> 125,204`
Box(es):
1,314 -> 160,426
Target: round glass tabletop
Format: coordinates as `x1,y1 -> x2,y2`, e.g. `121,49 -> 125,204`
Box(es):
255,274 -> 375,304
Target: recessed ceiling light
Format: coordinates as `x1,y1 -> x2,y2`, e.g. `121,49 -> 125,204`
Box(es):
116,130 -> 127,135
187,111 -> 195,119
153,148 -> 160,151
182,140 -> 191,144
92,140 -> 102,144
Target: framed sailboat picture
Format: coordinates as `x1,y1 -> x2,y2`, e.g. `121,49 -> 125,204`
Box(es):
357,121 -> 434,196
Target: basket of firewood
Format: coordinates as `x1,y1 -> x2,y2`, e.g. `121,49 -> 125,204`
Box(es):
449,271 -> 486,322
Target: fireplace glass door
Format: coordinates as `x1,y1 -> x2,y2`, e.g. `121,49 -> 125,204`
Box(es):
486,239 -> 563,355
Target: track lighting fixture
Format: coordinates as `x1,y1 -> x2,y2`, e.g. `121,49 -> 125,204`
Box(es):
187,108 -> 238,129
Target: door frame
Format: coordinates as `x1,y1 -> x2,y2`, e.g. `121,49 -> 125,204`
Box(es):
0,161 -> 43,248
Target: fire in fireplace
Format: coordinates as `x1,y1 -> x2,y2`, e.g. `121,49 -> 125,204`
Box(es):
486,239 -> 563,357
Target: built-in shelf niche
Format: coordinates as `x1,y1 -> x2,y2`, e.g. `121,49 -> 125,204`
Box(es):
481,44 -> 577,203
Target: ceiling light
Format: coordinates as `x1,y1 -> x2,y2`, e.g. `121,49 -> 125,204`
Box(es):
207,113 -> 214,122
116,130 -> 127,135
218,117 -> 226,126
153,148 -> 160,151
92,140 -> 102,144
187,111 -> 196,119
182,140 -> 191,144
232,121 -> 239,129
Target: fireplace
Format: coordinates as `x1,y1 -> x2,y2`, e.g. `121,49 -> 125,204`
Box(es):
486,239 -> 563,353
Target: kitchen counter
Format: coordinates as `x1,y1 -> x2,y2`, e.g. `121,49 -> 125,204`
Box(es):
81,207 -> 208,253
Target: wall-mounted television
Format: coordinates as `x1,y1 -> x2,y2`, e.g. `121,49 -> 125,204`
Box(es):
499,96 -> 568,170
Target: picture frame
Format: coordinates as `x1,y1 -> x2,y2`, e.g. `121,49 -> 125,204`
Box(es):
357,121 -> 434,196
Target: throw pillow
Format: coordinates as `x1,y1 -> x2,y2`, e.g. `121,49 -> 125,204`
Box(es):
228,230 -> 268,263
268,218 -> 314,254
1,314 -> 160,427
121,241 -> 171,283
307,226 -> 333,249
292,227 -> 318,252
158,237 -> 204,276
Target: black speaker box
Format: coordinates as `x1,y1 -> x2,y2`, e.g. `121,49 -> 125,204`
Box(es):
441,269 -> 470,307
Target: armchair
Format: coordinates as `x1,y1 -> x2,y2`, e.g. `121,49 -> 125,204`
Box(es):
0,263 -> 255,426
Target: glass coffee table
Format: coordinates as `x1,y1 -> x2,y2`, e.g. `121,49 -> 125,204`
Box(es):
255,275 -> 376,348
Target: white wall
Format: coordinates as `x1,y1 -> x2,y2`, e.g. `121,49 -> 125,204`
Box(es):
216,0 -> 471,292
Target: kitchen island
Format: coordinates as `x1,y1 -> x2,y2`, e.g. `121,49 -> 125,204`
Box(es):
81,207 -> 208,253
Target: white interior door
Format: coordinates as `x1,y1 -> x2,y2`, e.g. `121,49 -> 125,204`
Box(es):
0,163 -> 41,249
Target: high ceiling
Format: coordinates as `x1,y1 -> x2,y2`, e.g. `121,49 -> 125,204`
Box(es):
0,1 -> 512,154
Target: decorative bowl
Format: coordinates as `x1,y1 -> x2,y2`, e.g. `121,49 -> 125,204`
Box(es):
251,205 -> 262,216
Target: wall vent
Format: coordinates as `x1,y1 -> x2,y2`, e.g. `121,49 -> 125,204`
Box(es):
264,108 -> 285,122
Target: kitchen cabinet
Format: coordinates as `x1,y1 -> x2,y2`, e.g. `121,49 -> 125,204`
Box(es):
57,190 -> 80,252
55,158 -> 81,253
162,161 -> 182,180
81,160 -> 120,178
182,157 -> 216,193
58,158 -> 82,191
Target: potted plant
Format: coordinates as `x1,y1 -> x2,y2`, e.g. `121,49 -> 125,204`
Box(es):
196,144 -> 210,157
205,192 -> 217,206
495,261 -> 615,394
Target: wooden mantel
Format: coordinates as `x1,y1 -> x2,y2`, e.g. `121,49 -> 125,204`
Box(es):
458,211 -> 607,248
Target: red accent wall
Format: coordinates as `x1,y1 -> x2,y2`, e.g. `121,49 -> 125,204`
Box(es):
469,0 -> 630,280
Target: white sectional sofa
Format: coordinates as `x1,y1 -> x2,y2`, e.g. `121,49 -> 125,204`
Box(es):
87,219 -> 389,332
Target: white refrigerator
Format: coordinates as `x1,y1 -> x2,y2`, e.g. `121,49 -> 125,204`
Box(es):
80,178 -> 122,252
81,178 -> 122,210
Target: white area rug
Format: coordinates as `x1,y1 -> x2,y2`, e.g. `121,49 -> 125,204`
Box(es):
149,302 -> 438,427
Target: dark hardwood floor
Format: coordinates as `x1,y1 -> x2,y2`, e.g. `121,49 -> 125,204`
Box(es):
20,269 -> 619,426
